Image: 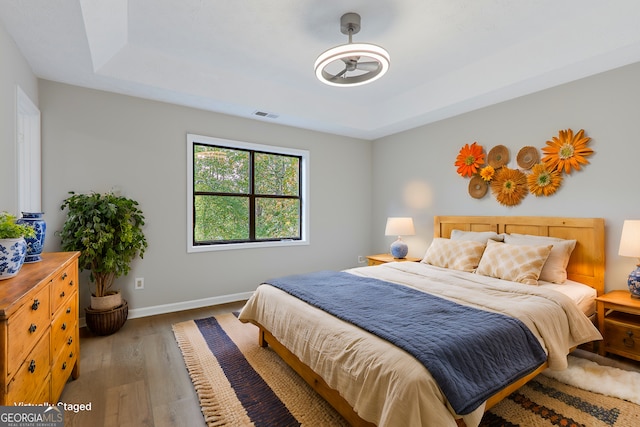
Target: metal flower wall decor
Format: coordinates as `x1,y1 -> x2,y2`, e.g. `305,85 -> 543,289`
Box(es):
454,128 -> 593,206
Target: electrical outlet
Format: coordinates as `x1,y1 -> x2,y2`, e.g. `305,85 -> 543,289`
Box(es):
357,255 -> 366,264
135,277 -> 144,290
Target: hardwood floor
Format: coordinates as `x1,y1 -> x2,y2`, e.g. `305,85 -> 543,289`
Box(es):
59,301 -> 246,427
58,300 -> 640,426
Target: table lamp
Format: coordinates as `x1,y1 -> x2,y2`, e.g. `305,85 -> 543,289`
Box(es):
385,217 -> 415,259
618,219 -> 640,299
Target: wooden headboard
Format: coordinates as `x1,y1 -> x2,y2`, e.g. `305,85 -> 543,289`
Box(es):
434,216 -> 605,295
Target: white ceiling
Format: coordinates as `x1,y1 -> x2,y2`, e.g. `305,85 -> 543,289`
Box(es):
2,0 -> 640,140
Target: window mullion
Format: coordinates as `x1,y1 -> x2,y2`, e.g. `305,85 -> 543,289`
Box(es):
249,151 -> 256,240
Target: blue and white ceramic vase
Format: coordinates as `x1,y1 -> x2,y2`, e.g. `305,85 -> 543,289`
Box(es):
628,266 -> 640,299
0,238 -> 27,280
16,212 -> 46,263
390,237 -> 408,259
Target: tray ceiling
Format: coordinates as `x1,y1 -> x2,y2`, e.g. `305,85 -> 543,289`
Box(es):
2,0 -> 640,139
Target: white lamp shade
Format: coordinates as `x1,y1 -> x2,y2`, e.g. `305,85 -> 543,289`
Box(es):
619,220 -> 640,258
385,217 -> 415,236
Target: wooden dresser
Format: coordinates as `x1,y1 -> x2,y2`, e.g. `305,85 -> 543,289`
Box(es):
0,252 -> 80,405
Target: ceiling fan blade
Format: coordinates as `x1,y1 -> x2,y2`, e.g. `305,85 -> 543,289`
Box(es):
355,61 -> 380,72
330,68 -> 348,80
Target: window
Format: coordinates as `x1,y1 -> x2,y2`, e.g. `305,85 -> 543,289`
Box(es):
187,134 -> 309,252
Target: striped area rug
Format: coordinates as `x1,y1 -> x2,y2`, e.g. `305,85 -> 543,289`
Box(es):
173,313 -> 640,426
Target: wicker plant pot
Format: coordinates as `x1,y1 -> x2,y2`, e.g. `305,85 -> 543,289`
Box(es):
85,300 -> 129,336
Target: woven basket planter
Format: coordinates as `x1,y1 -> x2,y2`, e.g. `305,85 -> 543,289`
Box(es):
85,299 -> 129,336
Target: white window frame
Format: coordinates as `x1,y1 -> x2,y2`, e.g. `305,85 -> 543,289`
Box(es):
187,133 -> 310,253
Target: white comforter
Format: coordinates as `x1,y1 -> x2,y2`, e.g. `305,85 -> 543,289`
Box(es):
238,262 -> 602,427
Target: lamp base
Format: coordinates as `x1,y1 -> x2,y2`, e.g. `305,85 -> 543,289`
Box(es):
390,238 -> 408,259
628,266 -> 640,299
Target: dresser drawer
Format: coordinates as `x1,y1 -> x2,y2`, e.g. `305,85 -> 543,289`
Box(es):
603,313 -> 640,358
51,346 -> 78,402
51,297 -> 77,361
50,263 -> 77,315
7,286 -> 50,377
31,374 -> 51,405
6,331 -> 50,403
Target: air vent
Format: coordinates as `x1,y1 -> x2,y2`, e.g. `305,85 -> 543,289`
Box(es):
253,110 -> 279,119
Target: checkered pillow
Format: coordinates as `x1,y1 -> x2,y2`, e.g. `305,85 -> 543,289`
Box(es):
422,238 -> 486,272
504,234 -> 576,284
475,239 -> 552,285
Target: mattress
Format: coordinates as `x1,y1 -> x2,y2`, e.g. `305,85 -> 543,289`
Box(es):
538,279 -> 597,317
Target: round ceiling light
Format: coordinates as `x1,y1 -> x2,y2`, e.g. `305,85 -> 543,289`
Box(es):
314,13 -> 390,87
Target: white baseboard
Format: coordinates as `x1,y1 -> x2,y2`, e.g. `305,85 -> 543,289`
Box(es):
79,291 -> 253,329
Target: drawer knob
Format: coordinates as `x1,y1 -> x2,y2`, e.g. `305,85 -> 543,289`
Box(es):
60,291 -> 65,298
31,299 -> 39,311
69,351 -> 73,359
66,307 -> 72,314
28,360 -> 36,373
61,323 -> 67,331
69,280 -> 74,286
61,272 -> 68,280
28,323 -> 37,333
62,362 -> 67,370
624,330 -> 635,348
67,337 -> 73,345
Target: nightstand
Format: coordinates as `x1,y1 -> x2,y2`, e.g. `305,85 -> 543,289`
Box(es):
596,290 -> 640,361
366,253 -> 421,266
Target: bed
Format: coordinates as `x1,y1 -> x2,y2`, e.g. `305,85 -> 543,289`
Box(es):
238,216 -> 605,427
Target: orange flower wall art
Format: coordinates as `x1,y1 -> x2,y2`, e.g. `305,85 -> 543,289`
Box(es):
490,167 -> 528,206
479,165 -> 495,182
541,129 -> 593,174
455,142 -> 485,177
527,163 -> 563,197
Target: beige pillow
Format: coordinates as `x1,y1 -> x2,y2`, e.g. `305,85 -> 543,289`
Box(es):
475,240 -> 552,285
422,238 -> 486,272
450,229 -> 504,243
504,234 -> 576,284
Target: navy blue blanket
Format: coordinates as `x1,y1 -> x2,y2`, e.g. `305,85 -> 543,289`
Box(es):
266,270 -> 547,415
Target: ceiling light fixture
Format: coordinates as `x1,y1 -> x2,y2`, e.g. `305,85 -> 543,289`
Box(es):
314,12 -> 390,87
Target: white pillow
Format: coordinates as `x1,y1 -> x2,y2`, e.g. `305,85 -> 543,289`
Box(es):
475,240 -> 552,285
421,238 -> 486,272
450,229 -> 504,243
504,234 -> 576,284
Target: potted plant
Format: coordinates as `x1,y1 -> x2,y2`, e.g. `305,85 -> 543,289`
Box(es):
59,191 -> 147,335
0,212 -> 36,280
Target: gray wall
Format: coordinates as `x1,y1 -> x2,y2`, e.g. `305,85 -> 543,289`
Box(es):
4,15 -> 639,311
0,21 -> 38,211
372,62 -> 640,293
39,81 -> 373,315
